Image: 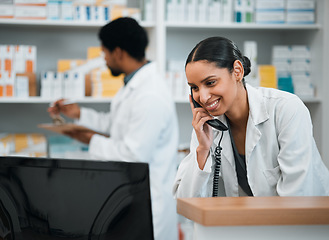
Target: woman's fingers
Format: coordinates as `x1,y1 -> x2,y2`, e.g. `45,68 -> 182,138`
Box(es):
192,108 -> 212,126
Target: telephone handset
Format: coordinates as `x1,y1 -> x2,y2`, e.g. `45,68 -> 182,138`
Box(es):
190,88 -> 228,131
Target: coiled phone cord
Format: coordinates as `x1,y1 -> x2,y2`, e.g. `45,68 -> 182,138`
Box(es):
212,131 -> 224,197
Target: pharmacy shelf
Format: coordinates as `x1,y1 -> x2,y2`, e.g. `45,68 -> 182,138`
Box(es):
0,96 -> 321,104
0,19 -> 155,28
0,97 -> 113,104
174,97 -> 322,104
165,22 -> 322,30
2,19 -> 319,31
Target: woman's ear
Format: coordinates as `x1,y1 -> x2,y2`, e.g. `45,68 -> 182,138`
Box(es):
233,60 -> 244,81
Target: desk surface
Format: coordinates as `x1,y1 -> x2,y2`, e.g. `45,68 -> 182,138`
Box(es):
177,197 -> 329,226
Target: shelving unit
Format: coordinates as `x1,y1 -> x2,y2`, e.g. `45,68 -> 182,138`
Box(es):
0,18 -> 155,28
0,95 -> 321,104
0,97 -> 113,104
0,0 -> 328,167
165,22 -> 322,30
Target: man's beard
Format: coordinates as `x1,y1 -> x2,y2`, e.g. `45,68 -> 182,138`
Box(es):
108,65 -> 122,77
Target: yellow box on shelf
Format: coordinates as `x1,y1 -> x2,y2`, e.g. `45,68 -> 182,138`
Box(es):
111,6 -> 141,21
87,46 -> 102,60
258,65 -> 277,89
57,59 -> 86,73
0,133 -> 47,157
91,68 -> 123,97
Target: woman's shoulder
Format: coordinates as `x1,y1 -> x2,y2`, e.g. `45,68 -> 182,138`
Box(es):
248,85 -> 302,106
247,84 -> 309,121
258,86 -> 297,100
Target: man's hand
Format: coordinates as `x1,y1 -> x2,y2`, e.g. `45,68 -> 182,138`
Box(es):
48,99 -> 81,120
63,130 -> 95,144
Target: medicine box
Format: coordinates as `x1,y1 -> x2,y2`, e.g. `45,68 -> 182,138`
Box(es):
14,0 -> 47,4
272,46 -> 292,59
286,11 -> 315,24
255,0 -> 285,10
57,59 -> 86,72
255,11 -> 284,24
15,5 -> 47,19
291,45 -> 311,60
286,0 -> 315,11
0,4 -> 14,18
47,0 -> 60,20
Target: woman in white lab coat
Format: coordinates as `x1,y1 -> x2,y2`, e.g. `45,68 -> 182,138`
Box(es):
173,36 -> 329,198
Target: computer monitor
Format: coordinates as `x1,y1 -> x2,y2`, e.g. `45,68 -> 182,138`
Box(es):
0,156 -> 154,240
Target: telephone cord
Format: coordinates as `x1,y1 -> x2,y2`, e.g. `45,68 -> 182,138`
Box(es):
212,131 -> 224,197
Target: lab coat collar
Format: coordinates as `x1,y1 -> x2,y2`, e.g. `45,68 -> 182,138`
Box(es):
244,84 -> 267,172
217,85 -> 269,165
245,84 -> 269,125
211,84 -> 270,196
211,84 -> 269,146
125,61 -> 157,90
110,62 -> 157,115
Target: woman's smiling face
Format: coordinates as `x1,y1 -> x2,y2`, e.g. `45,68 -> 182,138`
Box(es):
186,60 -> 240,117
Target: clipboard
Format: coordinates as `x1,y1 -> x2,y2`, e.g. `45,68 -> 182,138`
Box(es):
38,123 -> 109,137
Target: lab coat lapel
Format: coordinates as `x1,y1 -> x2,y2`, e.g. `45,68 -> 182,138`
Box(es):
110,62 -> 156,116
110,85 -> 131,117
245,84 -> 269,164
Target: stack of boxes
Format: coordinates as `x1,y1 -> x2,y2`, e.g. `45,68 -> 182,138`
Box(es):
0,45 -> 37,98
90,67 -> 123,97
255,0 -> 285,24
234,0 -> 254,23
40,70 -> 86,99
46,0 -> 112,22
88,46 -> 123,98
165,59 -> 188,101
272,46 -> 294,93
40,46 -> 123,100
0,0 -> 14,19
255,0 -> 315,24
290,46 -> 313,97
243,41 -> 259,87
48,0 -> 75,20
47,135 -> 89,159
40,59 -> 85,99
14,0 -> 47,20
0,133 -> 47,157
165,0 -> 316,24
0,0 -> 151,22
272,45 -> 313,97
166,0 -> 234,23
286,0 -> 315,24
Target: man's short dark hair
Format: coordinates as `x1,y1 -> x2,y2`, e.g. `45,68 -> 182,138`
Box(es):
98,17 -> 148,61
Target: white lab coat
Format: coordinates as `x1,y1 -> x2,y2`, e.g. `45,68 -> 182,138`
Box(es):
77,62 -> 179,240
173,84 -> 329,198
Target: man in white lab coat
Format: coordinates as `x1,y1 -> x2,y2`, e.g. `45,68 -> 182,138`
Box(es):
48,17 -> 179,240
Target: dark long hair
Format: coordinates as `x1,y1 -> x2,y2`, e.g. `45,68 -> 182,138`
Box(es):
185,36 -> 251,86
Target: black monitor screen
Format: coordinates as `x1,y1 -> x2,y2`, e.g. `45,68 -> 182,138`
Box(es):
0,156 -> 154,240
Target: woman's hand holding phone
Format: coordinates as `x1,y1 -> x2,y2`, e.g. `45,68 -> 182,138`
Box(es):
189,94 -> 214,170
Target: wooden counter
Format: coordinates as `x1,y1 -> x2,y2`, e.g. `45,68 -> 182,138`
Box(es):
177,197 -> 329,240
